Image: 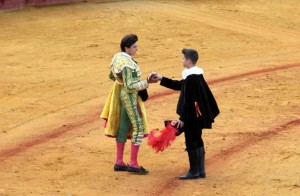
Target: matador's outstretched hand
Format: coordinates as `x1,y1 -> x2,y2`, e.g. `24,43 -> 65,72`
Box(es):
147,71 -> 159,83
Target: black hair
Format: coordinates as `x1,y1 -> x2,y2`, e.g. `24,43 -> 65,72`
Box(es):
182,48 -> 199,64
120,34 -> 138,52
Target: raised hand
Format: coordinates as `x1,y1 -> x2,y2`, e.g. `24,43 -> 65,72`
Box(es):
147,71 -> 159,83
152,72 -> 162,81
173,120 -> 184,129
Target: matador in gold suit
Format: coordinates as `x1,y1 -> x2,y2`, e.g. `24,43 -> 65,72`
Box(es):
101,52 -> 149,145
101,39 -> 151,174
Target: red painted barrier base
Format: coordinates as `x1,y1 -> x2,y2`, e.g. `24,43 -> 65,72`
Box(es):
0,0 -> 25,10
0,0 -> 85,10
33,0 -> 84,6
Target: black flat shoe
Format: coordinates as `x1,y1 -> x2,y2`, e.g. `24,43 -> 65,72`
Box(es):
114,164 -> 128,171
127,166 -> 149,174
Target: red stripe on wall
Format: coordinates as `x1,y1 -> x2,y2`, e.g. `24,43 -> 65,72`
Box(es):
0,0 -> 85,10
0,0 -> 25,10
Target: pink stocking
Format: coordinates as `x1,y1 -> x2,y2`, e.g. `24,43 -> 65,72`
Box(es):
130,143 -> 140,168
116,142 -> 125,166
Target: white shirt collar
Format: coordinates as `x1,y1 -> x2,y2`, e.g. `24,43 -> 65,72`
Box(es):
121,52 -> 132,59
182,66 -> 204,79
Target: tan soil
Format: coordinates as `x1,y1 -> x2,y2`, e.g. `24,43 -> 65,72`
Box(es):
0,0 -> 299,195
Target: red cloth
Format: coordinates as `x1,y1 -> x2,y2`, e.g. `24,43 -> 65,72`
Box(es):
147,123 -> 177,153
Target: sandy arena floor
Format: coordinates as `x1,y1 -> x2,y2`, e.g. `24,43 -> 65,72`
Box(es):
0,0 -> 300,195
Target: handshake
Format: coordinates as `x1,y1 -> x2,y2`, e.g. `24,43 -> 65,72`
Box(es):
147,71 -> 162,83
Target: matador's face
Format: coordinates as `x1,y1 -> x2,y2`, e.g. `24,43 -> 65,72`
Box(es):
125,42 -> 138,56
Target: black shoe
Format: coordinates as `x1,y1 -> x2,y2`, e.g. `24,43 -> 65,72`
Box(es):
127,165 -> 149,174
114,164 -> 128,171
179,171 -> 200,180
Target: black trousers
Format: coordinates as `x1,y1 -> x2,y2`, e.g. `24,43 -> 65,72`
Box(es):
184,117 -> 204,150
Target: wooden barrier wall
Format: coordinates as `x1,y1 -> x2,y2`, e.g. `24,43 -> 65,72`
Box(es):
0,0 -> 85,10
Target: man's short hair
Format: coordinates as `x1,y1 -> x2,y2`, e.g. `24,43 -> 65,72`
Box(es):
120,34 -> 138,52
182,48 -> 199,64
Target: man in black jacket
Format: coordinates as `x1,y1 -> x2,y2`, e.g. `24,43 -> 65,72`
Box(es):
153,48 -> 219,180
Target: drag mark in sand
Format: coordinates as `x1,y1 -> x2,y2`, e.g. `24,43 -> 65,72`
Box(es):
0,63 -> 299,163
149,63 -> 300,100
206,119 -> 300,167
155,119 -> 300,195
0,112 -> 101,162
